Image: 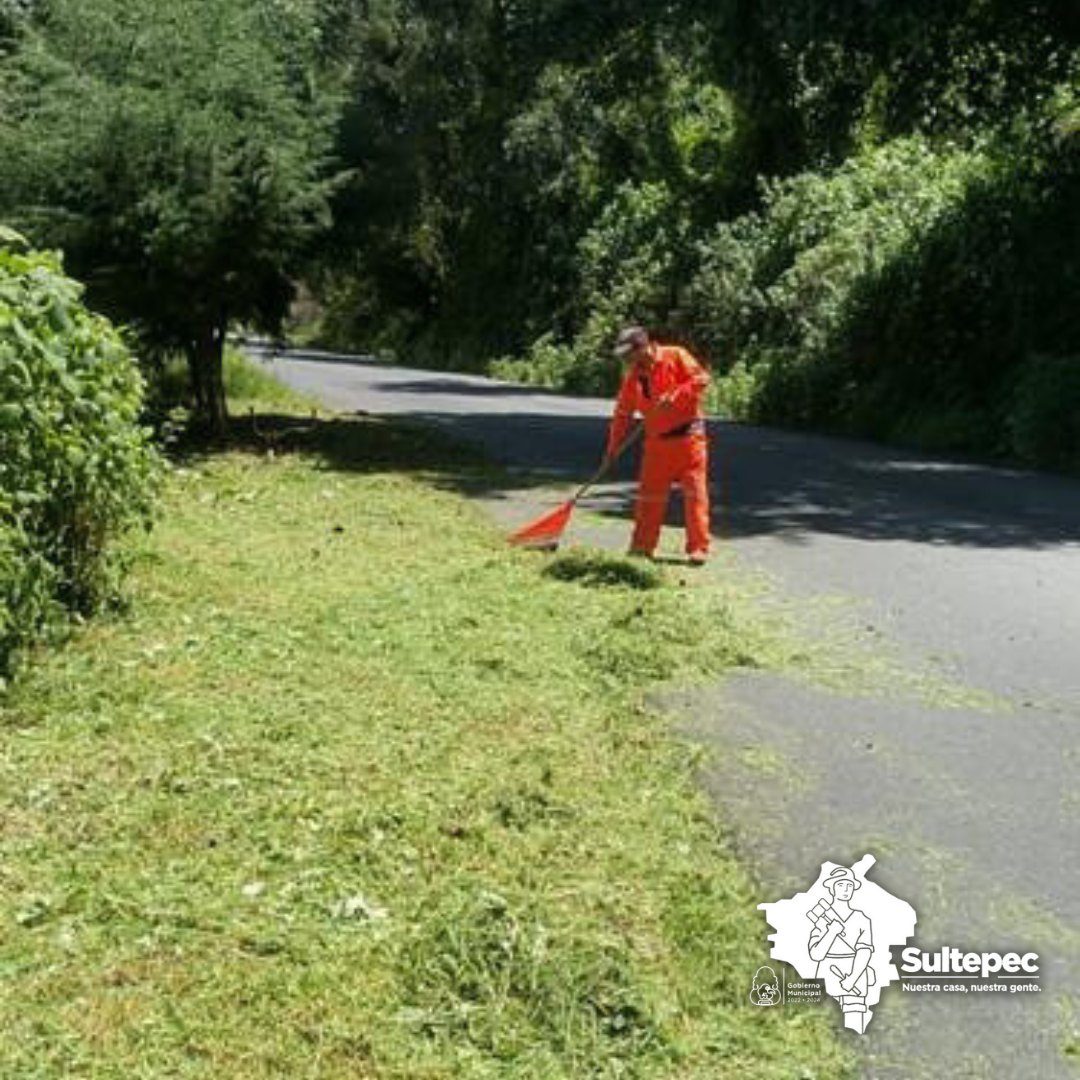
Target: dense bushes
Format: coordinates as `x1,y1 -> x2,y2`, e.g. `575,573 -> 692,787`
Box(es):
0,230 -> 160,678
497,41 -> 1080,473
685,137 -> 993,428
491,181 -> 689,395
491,105 -> 1080,470
684,98 -> 1080,466
1007,355 -> 1080,472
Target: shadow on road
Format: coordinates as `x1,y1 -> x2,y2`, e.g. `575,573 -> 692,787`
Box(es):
183,399 -> 1080,552
360,407 -> 1080,551
249,347 -> 545,397
368,378 -> 553,399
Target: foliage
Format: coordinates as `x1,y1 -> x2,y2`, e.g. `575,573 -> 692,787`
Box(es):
4,0 -> 1080,463
686,137 -> 993,424
489,333 -> 580,390
0,0 -> 32,43
313,0 -> 1080,467
298,0 -> 1080,470
0,230 -> 160,678
1005,356 -> 1080,472
0,0 -> 340,431
683,98 -> 1080,464
318,4 -> 740,371
493,181 -> 692,394
690,0 -> 1080,167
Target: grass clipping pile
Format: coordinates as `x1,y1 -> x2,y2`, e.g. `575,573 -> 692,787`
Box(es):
0,412 -> 851,1078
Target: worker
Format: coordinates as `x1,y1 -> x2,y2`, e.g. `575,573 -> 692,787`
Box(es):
604,325 -> 711,564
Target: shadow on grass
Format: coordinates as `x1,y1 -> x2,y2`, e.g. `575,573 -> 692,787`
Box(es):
170,409 -> 579,500
542,550 -> 662,591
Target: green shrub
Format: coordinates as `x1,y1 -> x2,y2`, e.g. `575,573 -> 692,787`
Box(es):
1006,355 -> 1080,472
687,116 -> 1080,465
0,229 -> 161,677
0,525 -> 59,676
489,334 -> 581,389
490,182 -> 689,396
707,358 -> 760,420
688,137 -> 989,387
570,182 -> 689,393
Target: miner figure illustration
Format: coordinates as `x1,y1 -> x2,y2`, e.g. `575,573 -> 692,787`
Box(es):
807,865 -> 876,1033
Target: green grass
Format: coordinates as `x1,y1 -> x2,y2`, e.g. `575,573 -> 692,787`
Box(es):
148,347 -> 322,424
0,387 -> 852,1076
1058,996 -> 1080,1069
222,347 -> 322,413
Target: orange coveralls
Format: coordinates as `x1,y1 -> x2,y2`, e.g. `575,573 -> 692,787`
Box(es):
605,344 -> 711,557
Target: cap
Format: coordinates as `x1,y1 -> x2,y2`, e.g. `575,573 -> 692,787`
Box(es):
614,325 -> 649,358
825,866 -> 861,891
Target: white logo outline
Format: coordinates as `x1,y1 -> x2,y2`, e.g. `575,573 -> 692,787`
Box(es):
758,853 -> 917,1033
749,964 -> 782,1007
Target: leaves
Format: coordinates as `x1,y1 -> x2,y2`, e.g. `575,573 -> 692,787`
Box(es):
0,234 -> 161,676
0,0 -> 341,419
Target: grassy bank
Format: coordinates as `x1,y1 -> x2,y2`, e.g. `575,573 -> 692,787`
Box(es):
0,399 -> 851,1076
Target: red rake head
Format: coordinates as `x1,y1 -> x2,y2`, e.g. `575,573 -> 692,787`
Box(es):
508,499 -> 575,549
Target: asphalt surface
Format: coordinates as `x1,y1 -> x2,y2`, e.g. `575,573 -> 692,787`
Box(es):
254,345 -> 1079,1080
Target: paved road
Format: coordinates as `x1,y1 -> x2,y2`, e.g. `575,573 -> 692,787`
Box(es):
255,346 -> 1079,1079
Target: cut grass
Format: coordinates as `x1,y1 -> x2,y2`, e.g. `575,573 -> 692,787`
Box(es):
0,397 -> 853,1076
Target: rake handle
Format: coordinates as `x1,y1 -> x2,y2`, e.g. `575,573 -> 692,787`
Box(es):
570,422 -> 645,504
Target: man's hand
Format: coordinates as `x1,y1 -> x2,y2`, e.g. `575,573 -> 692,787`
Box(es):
840,974 -> 859,994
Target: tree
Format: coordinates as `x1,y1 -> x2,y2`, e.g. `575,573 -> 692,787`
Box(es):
321,0 -> 725,365
0,0 -> 340,432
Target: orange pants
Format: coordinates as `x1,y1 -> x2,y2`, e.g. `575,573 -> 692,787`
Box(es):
631,433 -> 710,555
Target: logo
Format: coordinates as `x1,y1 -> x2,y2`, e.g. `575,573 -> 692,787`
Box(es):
898,947 -> 1041,993
758,853 -> 916,1033
749,965 -> 781,1007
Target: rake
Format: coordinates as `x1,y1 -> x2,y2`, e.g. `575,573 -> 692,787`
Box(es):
508,424 -> 644,550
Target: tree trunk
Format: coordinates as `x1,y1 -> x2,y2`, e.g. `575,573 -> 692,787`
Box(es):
189,321 -> 228,436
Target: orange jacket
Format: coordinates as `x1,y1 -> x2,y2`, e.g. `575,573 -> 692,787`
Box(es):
606,343 -> 710,456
